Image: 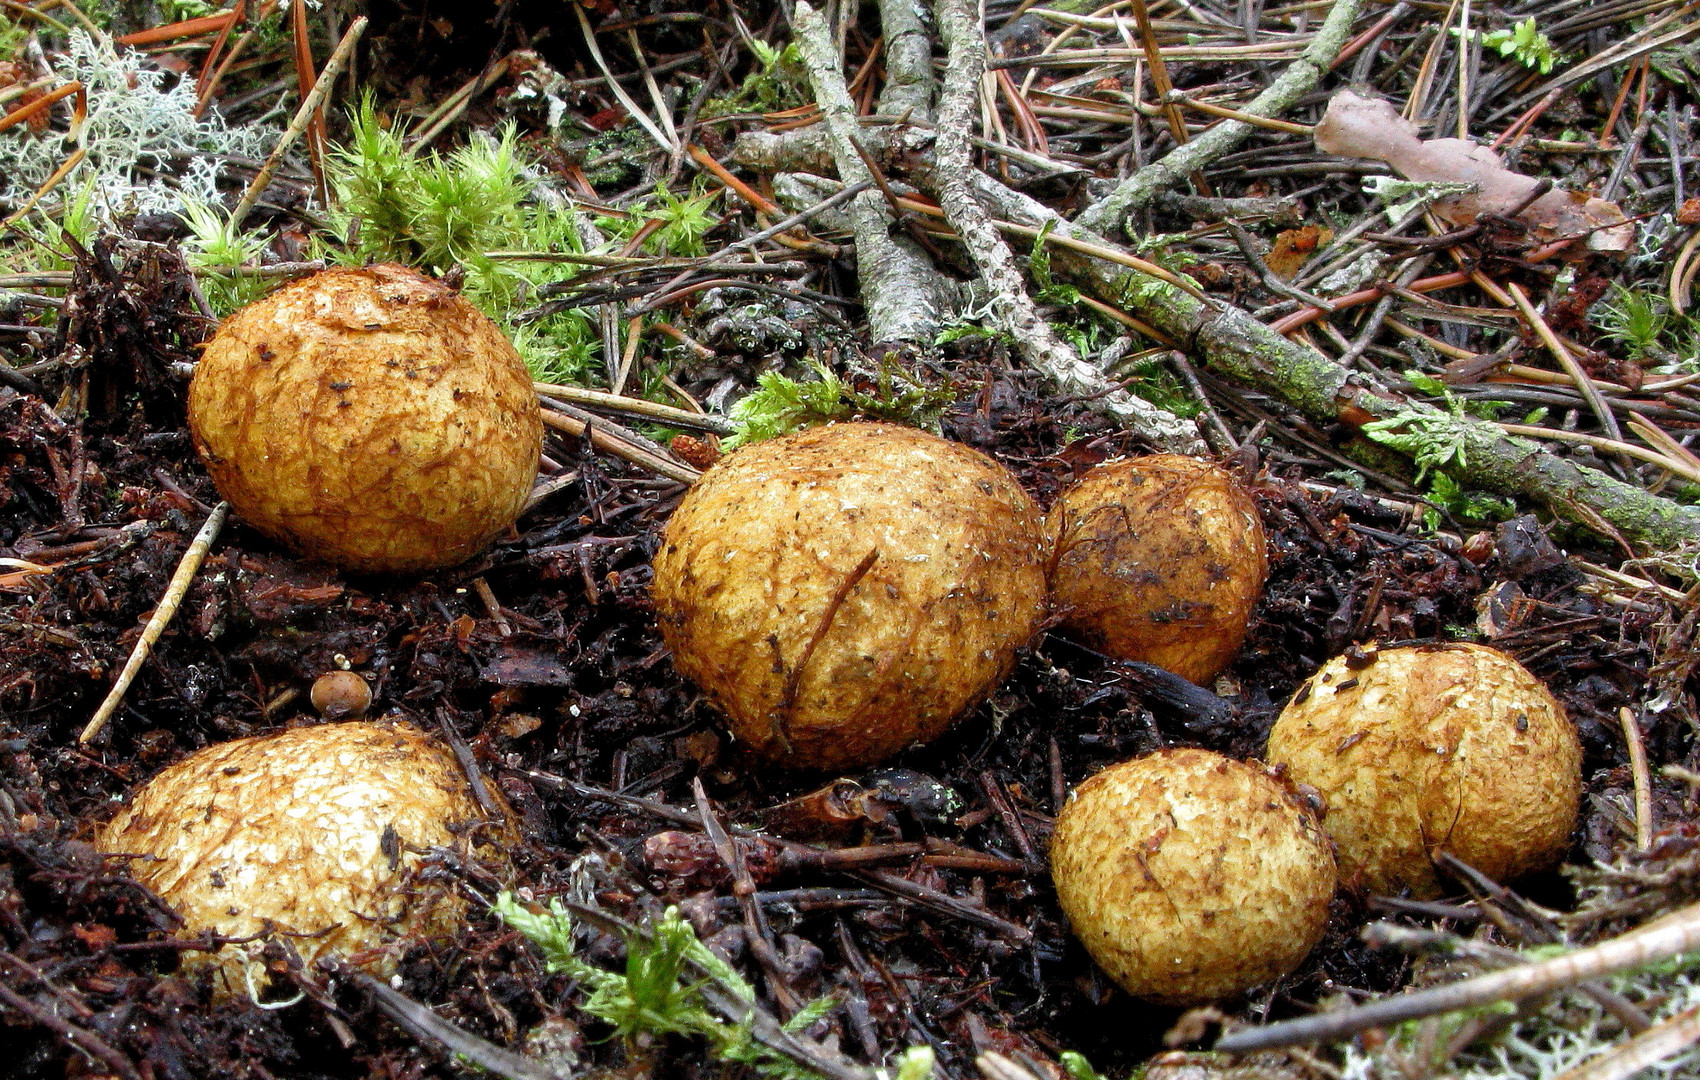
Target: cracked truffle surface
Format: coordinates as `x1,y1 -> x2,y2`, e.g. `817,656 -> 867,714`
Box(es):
1051,747 -> 1336,1006
97,721 -> 510,993
1267,642 -> 1581,897
652,422 -> 1049,771
189,264 -> 541,573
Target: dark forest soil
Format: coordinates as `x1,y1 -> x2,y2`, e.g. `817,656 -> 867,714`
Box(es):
4,311 -> 1682,1078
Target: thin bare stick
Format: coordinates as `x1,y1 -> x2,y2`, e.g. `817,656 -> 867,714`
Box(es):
0,80 -> 81,134
523,469 -> 581,514
774,547 -> 880,745
1620,707 -> 1654,852
1216,902 -> 1700,1053
572,4 -> 677,153
1552,1003 -> 1700,1080
1575,559 -> 1689,604
1125,0 -> 1190,150
1163,89 -> 1316,134
80,502 -> 230,745
532,381 -> 733,434
994,219 -> 1216,305
692,778 -> 802,1015
627,27 -> 680,149
0,981 -> 142,1080
979,1052 -> 1048,1080
611,313 -> 644,397
1628,415 -> 1700,474
1495,424 -> 1700,485
0,147 -> 86,233
0,0 -> 72,36
231,17 -> 367,227
539,408 -> 700,484
1507,281 -> 1626,450
407,55 -> 514,152
1671,228 -> 1700,316
891,193 -> 1209,300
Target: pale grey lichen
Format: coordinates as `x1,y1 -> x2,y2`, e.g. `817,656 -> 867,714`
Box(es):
0,31 -> 275,218
1338,965 -> 1700,1080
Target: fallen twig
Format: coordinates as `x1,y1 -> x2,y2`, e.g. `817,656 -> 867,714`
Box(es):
533,381 -> 733,435
231,17 -> 367,227
1073,0 -> 1365,235
792,0 -> 957,346
572,4 -> 677,154
347,969 -> 565,1080
1216,902 -> 1700,1053
1507,281 -> 1627,448
932,0 -> 1202,453
1620,707 -> 1654,852
1552,1003 -> 1700,1080
80,501 -> 229,745
538,401 -> 700,484
948,169 -> 1700,551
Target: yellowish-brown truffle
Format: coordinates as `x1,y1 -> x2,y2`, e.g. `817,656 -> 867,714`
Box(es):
97,721 -> 512,994
1047,455 -> 1267,685
1265,643 -> 1581,898
651,422 -> 1049,771
310,670 -> 371,719
188,264 -> 542,574
1050,748 -> 1336,1006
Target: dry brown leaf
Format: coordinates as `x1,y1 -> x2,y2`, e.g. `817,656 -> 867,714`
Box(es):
1265,225 -> 1333,279
1314,90 -> 1634,253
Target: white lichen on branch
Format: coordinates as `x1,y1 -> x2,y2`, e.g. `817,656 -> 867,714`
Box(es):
792,1 -> 956,347
932,0 -> 1203,453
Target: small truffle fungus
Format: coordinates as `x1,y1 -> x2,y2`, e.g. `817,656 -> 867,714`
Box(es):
310,670 -> 372,719
1050,747 -> 1336,1006
651,422 -> 1049,771
1265,642 -> 1581,897
97,721 -> 511,995
1047,455 -> 1267,685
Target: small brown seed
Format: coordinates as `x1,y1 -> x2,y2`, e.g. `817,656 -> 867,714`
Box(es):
311,670 -> 372,719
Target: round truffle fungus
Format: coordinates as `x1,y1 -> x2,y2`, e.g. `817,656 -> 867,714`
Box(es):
1047,455 -> 1267,685
1050,747 -> 1336,1006
188,264 -> 542,574
96,721 -> 512,995
651,422 -> 1049,771
1265,642 -> 1581,898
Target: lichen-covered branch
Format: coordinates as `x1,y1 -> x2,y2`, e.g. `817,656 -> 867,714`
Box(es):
933,0 -> 1202,453
1071,0 -> 1365,237
732,124 -> 836,177
956,172 -> 1700,550
735,0 -> 935,178
878,0 -> 935,120
746,12 -> 1700,549
793,2 -> 954,347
